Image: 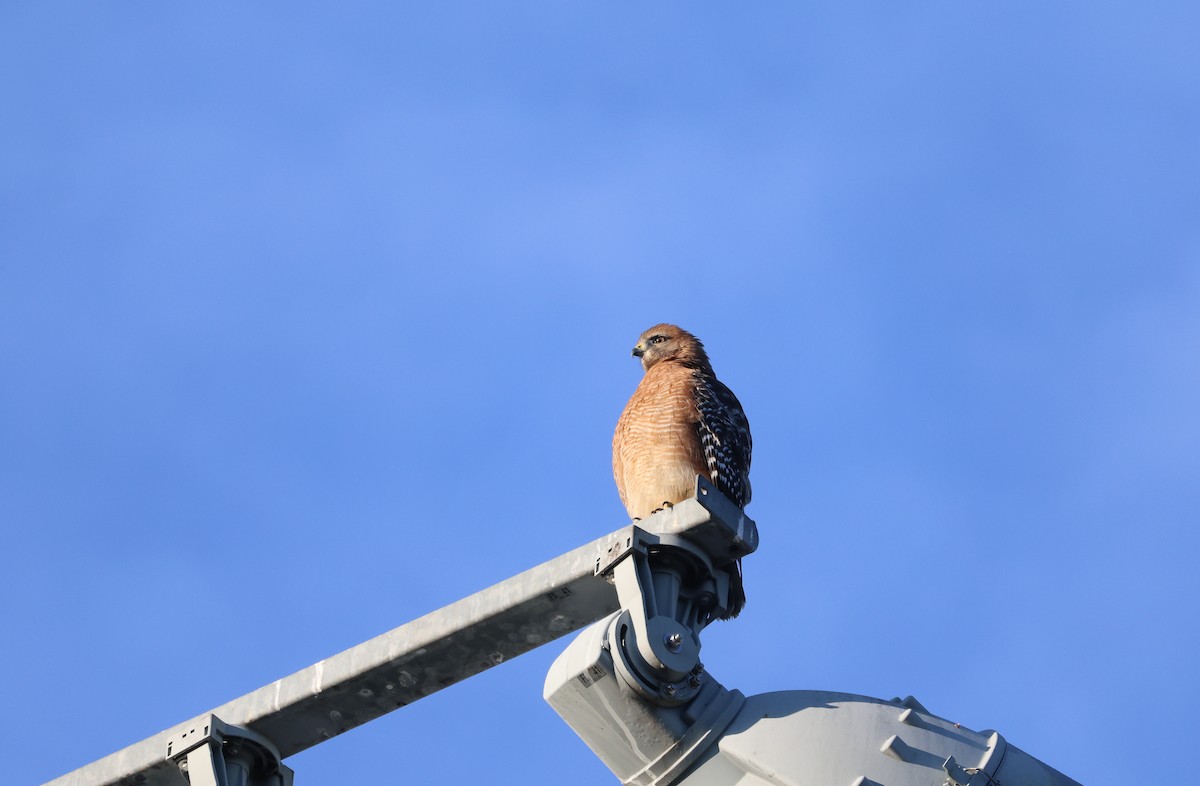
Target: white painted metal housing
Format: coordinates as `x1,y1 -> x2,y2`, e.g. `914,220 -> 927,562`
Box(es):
545,611 -> 1084,786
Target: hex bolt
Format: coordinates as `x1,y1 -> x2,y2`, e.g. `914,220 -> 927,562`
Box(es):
664,632 -> 683,653
688,674 -> 702,688
663,683 -> 678,697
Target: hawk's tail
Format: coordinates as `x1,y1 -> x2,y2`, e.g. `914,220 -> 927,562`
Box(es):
722,557 -> 746,620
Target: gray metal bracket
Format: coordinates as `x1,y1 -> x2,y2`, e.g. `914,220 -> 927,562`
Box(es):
595,476 -> 757,629
602,530 -> 709,703
165,715 -> 293,786
942,731 -> 1007,786
593,478 -> 758,704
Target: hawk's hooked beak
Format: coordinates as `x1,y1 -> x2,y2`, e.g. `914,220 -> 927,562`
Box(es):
632,344 -> 645,358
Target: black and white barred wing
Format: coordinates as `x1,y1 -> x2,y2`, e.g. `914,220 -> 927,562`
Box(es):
694,374 -> 753,509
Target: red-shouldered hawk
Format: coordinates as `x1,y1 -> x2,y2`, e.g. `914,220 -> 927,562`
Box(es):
612,324 -> 752,618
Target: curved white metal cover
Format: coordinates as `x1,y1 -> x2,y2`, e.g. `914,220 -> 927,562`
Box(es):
679,691 -> 1078,786
546,615 -> 1082,786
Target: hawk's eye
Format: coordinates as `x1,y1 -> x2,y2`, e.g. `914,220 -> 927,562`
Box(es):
649,335 -> 668,345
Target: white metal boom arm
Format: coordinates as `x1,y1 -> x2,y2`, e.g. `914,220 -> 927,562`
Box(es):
47,477 -> 754,786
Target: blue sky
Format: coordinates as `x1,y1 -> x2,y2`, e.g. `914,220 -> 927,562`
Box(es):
3,4 -> 1197,785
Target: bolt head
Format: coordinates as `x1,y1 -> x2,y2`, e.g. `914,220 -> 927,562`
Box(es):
664,632 -> 683,652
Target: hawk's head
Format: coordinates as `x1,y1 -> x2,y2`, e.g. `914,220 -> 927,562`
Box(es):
631,324 -> 712,372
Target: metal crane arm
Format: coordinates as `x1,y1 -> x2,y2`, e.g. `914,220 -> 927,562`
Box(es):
48,477 -> 754,786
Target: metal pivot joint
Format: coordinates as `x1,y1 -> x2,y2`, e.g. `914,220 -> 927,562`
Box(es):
165,715 -> 293,786
595,477 -> 758,705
